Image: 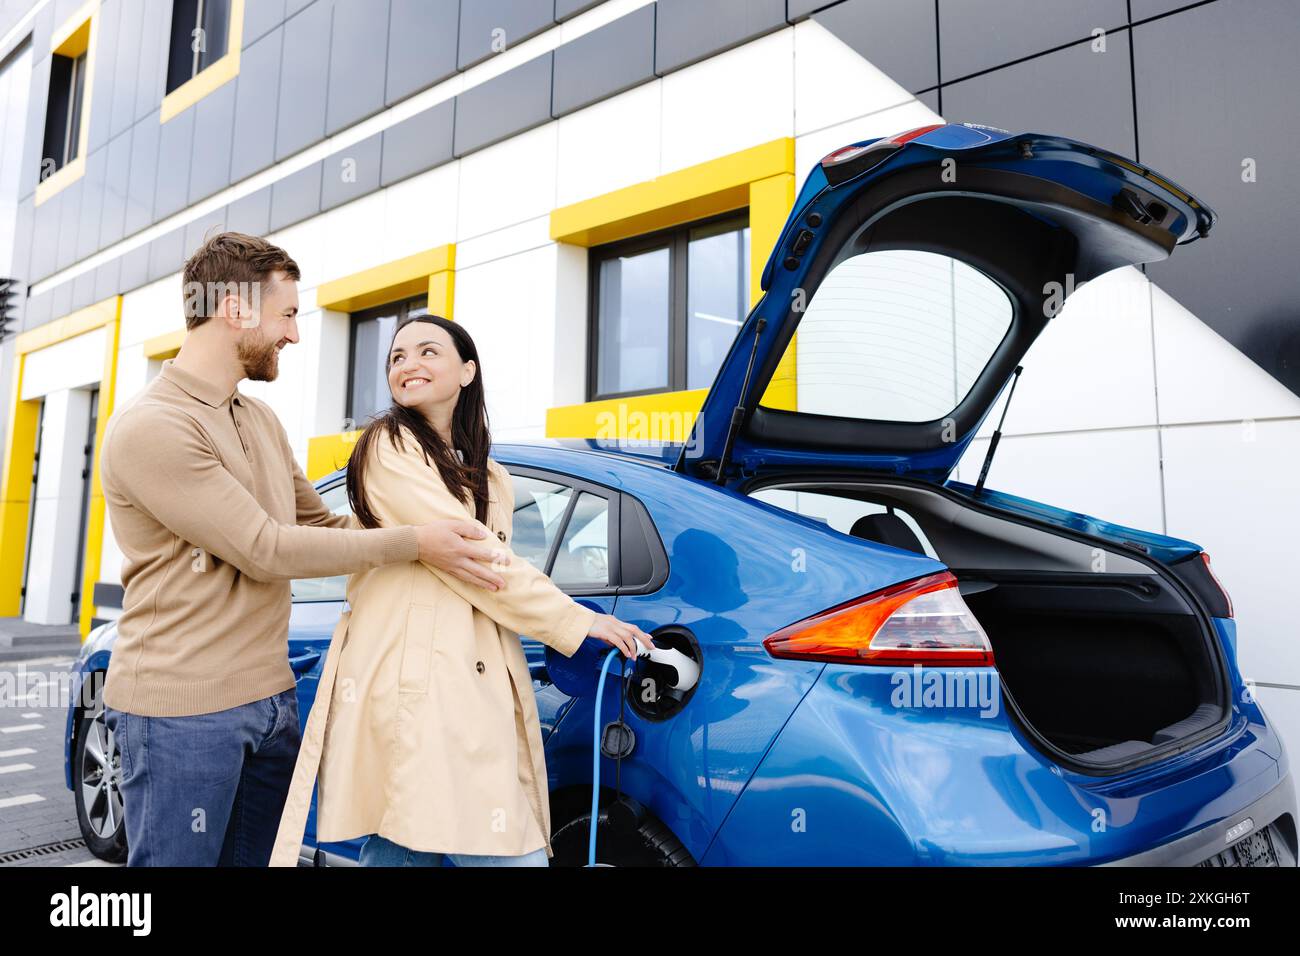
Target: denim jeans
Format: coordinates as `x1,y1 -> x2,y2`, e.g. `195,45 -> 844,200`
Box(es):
358,833 -> 550,867
103,687 -> 301,866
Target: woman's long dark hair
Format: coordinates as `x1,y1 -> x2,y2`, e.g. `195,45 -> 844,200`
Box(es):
347,314 -> 492,528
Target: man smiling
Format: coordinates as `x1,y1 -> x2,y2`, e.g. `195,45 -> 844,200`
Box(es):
98,233 -> 508,866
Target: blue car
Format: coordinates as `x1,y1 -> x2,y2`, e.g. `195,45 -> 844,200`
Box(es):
67,124 -> 1295,866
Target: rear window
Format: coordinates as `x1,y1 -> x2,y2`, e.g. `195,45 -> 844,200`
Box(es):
760,249 -> 1013,423
750,486 -> 938,559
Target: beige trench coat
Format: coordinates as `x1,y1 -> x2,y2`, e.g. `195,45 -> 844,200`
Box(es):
270,424 -> 596,865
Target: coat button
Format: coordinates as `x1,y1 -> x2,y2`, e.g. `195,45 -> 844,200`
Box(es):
476,661 -> 485,674
496,530 -> 506,542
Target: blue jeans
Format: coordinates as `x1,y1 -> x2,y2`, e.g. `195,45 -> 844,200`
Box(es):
359,833 -> 550,867
104,687 -> 301,866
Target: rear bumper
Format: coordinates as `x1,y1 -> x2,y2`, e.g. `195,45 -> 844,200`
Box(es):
1102,773 -> 1297,866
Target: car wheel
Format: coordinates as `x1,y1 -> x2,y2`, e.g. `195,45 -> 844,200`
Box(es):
550,808 -> 695,867
73,696 -> 128,863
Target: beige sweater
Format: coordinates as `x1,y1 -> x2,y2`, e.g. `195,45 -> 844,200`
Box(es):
99,359 -> 419,716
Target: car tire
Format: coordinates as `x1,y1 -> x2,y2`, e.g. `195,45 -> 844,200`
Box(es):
72,696 -> 128,863
550,807 -> 695,867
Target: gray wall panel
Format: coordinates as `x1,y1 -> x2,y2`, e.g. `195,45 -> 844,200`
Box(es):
786,0 -> 846,20
938,0 -> 1128,81
75,146 -> 106,261
1134,0 -> 1300,394
268,161 -> 322,231
814,0 -> 938,95
458,0 -> 555,70
230,26 -> 282,181
654,0 -> 786,75
24,290 -> 51,329
182,205 -> 227,258
1130,0 -> 1204,19
54,178 -> 80,271
453,52 -> 551,156
380,99 -> 454,186
148,226 -> 185,282
86,0 -> 118,154
10,199 -> 33,293
385,0 -> 458,105
226,186 -> 272,236
187,80 -> 236,204
154,107 -> 196,220
124,114 -> 161,237
108,0 -> 142,138
71,268 -> 95,310
99,129 -> 131,247
327,0 -> 389,134
941,32 -> 1136,158
321,132 -> 382,210
118,242 -> 150,293
30,193 -> 60,284
555,0 -> 601,20
18,54 -> 48,202
49,277 -> 70,319
275,0 -> 332,160
93,257 -> 120,303
133,0 -> 168,122
243,0 -> 287,46
552,5 -> 654,116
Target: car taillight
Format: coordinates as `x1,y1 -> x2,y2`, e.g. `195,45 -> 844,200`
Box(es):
763,571 -> 994,666
1200,552 -> 1234,618
818,124 -> 945,185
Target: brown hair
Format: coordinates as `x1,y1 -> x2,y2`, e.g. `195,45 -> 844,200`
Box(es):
180,231 -> 301,330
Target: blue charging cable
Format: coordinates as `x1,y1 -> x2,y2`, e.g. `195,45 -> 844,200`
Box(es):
589,648 -> 625,867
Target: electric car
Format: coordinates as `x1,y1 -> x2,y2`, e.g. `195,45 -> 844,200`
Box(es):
67,123 -> 1295,866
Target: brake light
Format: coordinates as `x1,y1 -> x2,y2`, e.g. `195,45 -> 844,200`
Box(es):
818,125 -> 945,186
1200,552 -> 1234,618
763,571 -> 994,666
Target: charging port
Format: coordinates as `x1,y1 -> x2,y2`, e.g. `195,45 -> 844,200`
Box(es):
627,626 -> 702,721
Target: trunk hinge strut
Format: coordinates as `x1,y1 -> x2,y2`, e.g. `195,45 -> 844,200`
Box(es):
974,364 -> 1023,497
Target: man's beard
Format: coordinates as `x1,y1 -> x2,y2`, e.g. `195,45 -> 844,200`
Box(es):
237,328 -> 279,381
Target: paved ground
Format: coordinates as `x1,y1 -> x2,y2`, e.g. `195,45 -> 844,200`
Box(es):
0,654 -> 120,867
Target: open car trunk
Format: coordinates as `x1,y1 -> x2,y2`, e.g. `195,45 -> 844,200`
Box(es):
748,476 -> 1231,775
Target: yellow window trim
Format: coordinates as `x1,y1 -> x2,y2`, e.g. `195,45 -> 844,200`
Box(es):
306,430 -> 362,482
316,244 -> 456,315
159,0 -> 245,124
34,0 -> 100,207
143,328 -> 187,360
0,296 -> 121,637
546,139 -> 798,439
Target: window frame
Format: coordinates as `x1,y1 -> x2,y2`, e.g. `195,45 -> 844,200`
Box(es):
165,0 -> 234,96
586,210 -> 749,403
345,294 -> 429,425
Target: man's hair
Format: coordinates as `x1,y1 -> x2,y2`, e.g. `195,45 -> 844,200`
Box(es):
180,232 -> 301,331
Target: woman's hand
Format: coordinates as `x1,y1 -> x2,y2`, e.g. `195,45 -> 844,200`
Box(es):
588,614 -> 655,659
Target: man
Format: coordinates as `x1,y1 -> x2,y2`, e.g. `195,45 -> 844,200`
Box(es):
99,232 -> 507,866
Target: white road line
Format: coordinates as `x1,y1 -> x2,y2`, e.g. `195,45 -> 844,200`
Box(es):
20,713 -> 42,718
0,762 -> 35,774
0,794 -> 44,809
0,748 -> 36,758
0,724 -> 43,733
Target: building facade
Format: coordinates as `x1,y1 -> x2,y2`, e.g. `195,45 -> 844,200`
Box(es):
0,0 -> 1297,755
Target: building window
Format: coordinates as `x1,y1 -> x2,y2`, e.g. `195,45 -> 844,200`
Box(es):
589,212 -> 749,401
347,295 -> 429,426
40,48 -> 87,179
166,0 -> 232,94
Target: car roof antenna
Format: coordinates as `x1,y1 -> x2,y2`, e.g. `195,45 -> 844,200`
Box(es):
973,365 -> 1023,498
677,317 -> 767,479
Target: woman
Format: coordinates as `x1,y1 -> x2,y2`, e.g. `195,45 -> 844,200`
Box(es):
270,314 -> 652,867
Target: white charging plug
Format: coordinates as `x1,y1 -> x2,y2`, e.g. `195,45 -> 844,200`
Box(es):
635,643 -> 700,693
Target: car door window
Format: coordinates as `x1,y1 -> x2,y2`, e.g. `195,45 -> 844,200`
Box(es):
291,484 -> 351,602
510,475 -> 574,571
550,492 -> 611,588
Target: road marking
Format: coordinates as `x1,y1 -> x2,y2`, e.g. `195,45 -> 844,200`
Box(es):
20,713 -> 42,719
0,762 -> 35,774
0,724 -> 43,733
0,747 -> 36,758
0,793 -> 44,809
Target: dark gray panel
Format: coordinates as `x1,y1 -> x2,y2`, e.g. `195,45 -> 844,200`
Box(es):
552,5 -> 654,117
24,290 -> 52,329
243,0 -> 287,46
230,27 -> 282,181
654,0 -> 786,75
148,226 -> 186,281
385,0 -> 458,105
268,161 -> 322,231
275,0 -> 332,161
321,133 -> 382,210
452,53 -> 551,156
938,0 -> 1128,82
286,0 -> 316,13
458,0 -> 555,70
226,186 -> 272,236
1135,0 -> 1300,394
918,88 -> 939,114
29,192 -> 60,282
327,0 -> 389,134
86,0 -> 118,154
109,0 -> 143,138
93,258 -> 121,303
555,0 -> 601,20
940,31 -> 1135,158
18,54 -> 49,201
814,0 -> 938,95
99,129 -> 131,247
187,80 -> 236,203
380,99 -> 454,186
1130,0 -> 1204,19
118,242 -> 150,293
134,0 -> 168,122
29,3 -> 52,56
49,278 -> 70,319
55,178 -> 81,271
183,206 -> 227,259
154,107 -> 196,220
75,146 -> 106,261
10,199 -> 33,290
124,114 -> 161,236
786,0 -> 846,20
71,268 -> 95,310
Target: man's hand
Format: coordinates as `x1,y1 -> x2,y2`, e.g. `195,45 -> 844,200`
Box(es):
416,520 -> 508,590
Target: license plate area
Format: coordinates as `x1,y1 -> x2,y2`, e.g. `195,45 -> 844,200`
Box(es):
1198,824 -> 1280,867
